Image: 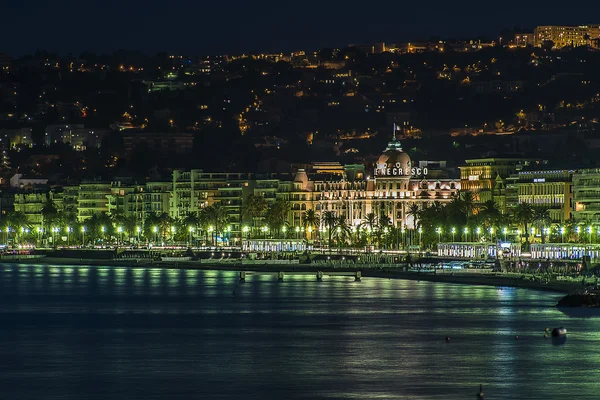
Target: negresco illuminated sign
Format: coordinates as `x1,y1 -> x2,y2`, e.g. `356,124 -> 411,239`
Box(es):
374,162 -> 428,177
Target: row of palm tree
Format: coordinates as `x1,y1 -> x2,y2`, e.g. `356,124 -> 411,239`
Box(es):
242,195 -> 292,237
408,193 -> 555,249
3,199 -> 234,246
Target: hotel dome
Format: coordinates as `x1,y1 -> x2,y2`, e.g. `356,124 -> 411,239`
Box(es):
376,133 -> 411,175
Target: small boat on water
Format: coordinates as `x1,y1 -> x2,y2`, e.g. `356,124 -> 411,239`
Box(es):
552,327 -> 567,337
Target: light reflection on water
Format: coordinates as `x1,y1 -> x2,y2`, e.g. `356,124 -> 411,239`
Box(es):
0,263 -> 597,399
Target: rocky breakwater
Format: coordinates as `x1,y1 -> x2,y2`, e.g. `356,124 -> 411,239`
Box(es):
557,290 -> 600,307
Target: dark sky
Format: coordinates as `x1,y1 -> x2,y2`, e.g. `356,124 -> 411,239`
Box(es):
2,1 -> 600,56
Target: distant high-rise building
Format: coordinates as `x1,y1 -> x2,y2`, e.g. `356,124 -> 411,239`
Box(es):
534,25 -> 600,48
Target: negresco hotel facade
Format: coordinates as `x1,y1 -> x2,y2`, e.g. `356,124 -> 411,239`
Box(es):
312,133 -> 460,229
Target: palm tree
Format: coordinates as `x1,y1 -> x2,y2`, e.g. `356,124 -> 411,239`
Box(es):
479,200 -> 502,231
302,209 -> 320,239
461,191 -> 476,217
181,212 -> 199,232
334,215 -> 351,248
205,204 -> 230,245
512,203 -> 534,246
532,206 -> 551,243
41,198 -> 58,233
242,194 -> 268,236
407,203 -> 420,229
321,210 -> 337,248
264,199 -> 291,236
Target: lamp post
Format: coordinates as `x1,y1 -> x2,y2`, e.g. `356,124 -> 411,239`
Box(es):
576,226 -> 581,243
489,227 -> 494,242
208,225 -> 214,246
401,226 -> 406,249
476,227 -> 481,242
464,227 -> 469,242
188,226 -> 194,247
136,226 -> 141,245
170,226 -> 176,246
451,227 -> 456,242
436,227 -> 442,243
560,226 -> 565,243
418,227 -> 422,250
81,226 -> 86,247
66,226 -> 72,247
117,227 -> 123,246
307,226 -> 313,241
503,227 -> 507,242
153,226 -> 158,245
588,226 -> 593,244
36,227 -> 42,247
295,226 -> 300,240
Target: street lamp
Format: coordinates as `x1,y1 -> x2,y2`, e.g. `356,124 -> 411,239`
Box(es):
117,226 -> 123,246
464,227 -> 469,242
476,227 -> 481,242
489,227 -> 494,242
560,226 -> 565,243
66,226 -> 72,247
101,226 -> 106,244
436,227 -> 442,243
588,226 -> 593,244
576,226 -> 581,242
170,226 -> 176,245
136,226 -> 141,245
418,227 -> 422,249
188,226 -> 194,247
208,225 -> 214,246
503,227 -> 507,242
81,226 -> 86,247
451,227 -> 456,242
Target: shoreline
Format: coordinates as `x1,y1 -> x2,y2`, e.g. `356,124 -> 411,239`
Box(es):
0,257 -> 580,294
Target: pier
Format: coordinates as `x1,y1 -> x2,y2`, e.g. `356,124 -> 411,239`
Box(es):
238,270 -> 361,281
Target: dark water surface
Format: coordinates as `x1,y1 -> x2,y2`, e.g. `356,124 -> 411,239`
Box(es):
0,263 -> 595,400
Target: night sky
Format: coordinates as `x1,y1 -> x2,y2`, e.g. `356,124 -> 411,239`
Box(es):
3,1 -> 599,56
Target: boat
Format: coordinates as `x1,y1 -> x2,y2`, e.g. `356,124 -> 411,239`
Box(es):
552,327 -> 567,337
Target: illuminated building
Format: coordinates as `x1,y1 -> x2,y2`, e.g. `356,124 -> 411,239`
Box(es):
534,25 -> 600,48
45,124 -> 109,150
316,133 -> 460,228
77,182 -> 112,222
459,158 -> 532,210
14,191 -> 51,226
505,169 -> 573,222
171,170 -> 252,234
572,169 -> 600,223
